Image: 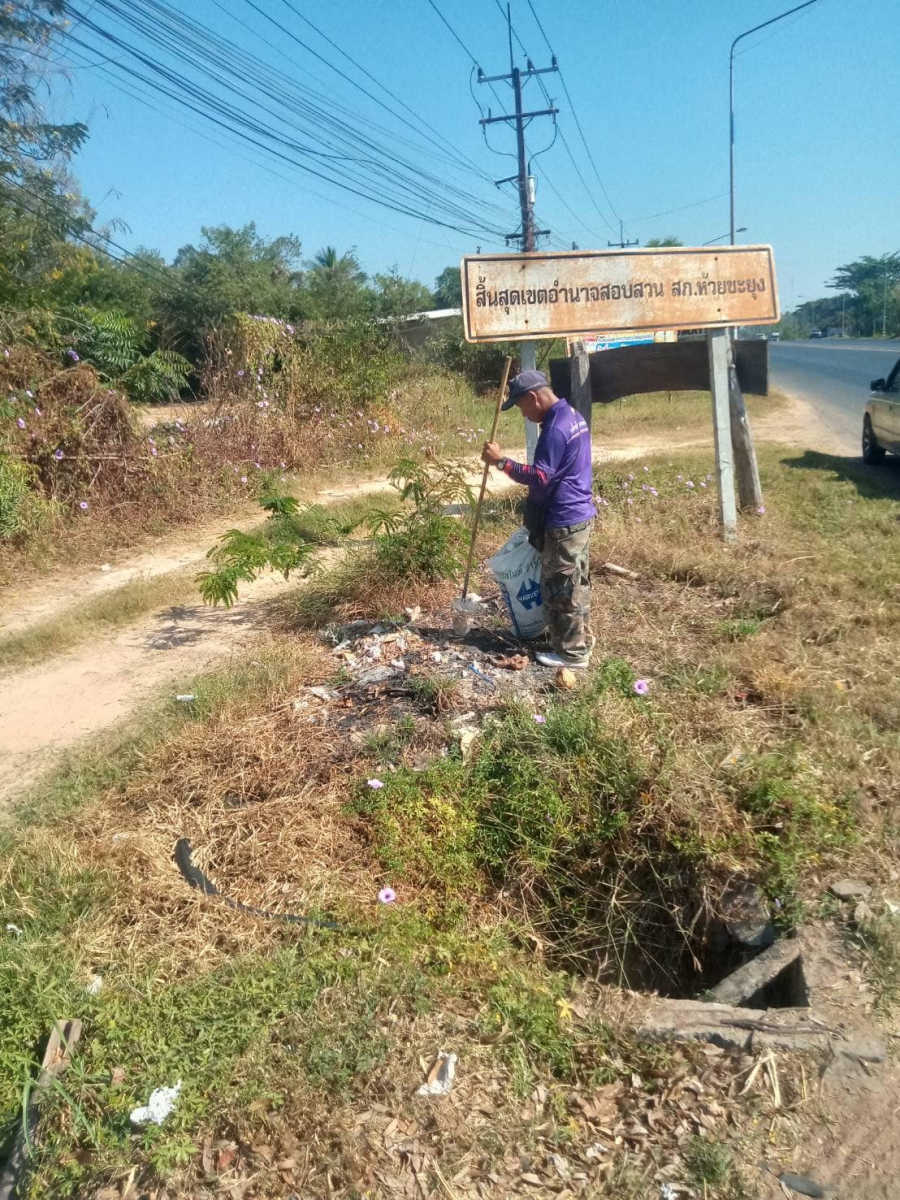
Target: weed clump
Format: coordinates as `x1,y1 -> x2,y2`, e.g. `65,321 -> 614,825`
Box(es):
356,665 -> 712,986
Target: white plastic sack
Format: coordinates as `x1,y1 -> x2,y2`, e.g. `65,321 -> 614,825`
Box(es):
487,526 -> 546,639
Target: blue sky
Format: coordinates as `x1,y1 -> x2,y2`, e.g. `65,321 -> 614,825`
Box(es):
55,0 -> 898,309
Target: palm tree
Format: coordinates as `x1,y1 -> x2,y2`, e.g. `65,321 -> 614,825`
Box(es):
304,247 -> 368,319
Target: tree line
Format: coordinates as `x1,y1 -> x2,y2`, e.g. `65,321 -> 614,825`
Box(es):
785,253 -> 900,338
0,3 -> 470,369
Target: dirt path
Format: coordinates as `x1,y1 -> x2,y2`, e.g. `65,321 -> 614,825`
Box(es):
0,479 -> 392,640
0,390 -> 836,805
0,569 -> 297,803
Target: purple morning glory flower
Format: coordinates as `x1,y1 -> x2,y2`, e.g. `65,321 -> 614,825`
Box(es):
240,475 -> 248,484
16,417 -> 25,429
633,679 -> 650,696
53,448 -> 64,460
686,480 -> 695,489
368,779 -> 384,789
757,505 -> 766,515
533,714 -> 546,724
78,500 -> 89,511
66,349 -> 79,362
378,887 -> 396,904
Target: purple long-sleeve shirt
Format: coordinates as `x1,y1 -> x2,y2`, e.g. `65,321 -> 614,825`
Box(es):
501,398 -> 596,529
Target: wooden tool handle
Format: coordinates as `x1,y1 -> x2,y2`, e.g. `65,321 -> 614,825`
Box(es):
461,355 -> 513,600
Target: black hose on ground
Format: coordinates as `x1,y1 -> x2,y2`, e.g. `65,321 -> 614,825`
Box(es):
173,838 -> 340,930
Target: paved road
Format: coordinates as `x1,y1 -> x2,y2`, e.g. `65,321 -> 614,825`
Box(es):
770,339 -> 900,453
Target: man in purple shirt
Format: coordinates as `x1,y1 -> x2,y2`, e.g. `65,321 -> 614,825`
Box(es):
481,369 -> 595,669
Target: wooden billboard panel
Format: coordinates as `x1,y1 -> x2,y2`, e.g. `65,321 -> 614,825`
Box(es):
548,339 -> 768,405
461,246 -> 779,343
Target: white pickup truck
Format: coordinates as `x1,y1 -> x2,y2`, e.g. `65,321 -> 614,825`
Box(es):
863,356 -> 900,463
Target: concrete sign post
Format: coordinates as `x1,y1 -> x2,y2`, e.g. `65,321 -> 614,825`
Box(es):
707,329 -> 739,542
459,245 -> 779,541
461,246 -> 778,342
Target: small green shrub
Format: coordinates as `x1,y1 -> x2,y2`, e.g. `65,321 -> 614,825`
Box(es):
684,1136 -> 748,1198
724,749 -> 857,916
199,456 -> 473,606
0,454 -> 50,539
198,493 -> 318,607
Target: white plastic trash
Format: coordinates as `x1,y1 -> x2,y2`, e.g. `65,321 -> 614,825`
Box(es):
130,1080 -> 183,1126
486,527 -> 546,639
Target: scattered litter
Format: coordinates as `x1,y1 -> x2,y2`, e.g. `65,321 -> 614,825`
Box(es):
885,900 -> 900,916
584,1143 -> 609,1160
416,1051 -> 457,1096
5,924 -> 22,937
495,653 -> 529,671
457,725 -> 481,758
378,887 -> 397,905
778,1171 -> 832,1198
355,665 -> 399,687
719,747 -> 744,769
366,643 -> 383,660
549,1153 -> 570,1179
99,563 -> 111,572
555,666 -> 577,690
111,832 -> 134,842
451,593 -> 483,636
86,974 -> 103,995
601,561 -> 639,579
660,1185 -> 678,1200
450,711 -> 478,726
129,1080 -> 182,1127
305,686 -> 338,701
175,694 -> 195,703
404,605 -> 421,622
390,658 -> 405,669
469,663 -> 496,688
431,651 -> 444,663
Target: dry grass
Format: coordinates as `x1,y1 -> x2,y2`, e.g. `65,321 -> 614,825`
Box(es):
3,437 -> 900,1197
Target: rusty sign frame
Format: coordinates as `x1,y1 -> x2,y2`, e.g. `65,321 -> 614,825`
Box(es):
460,245 -> 779,343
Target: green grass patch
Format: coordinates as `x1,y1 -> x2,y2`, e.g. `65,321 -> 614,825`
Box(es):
0,569 -> 196,674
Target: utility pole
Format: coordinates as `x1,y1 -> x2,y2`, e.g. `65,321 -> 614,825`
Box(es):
607,220 -> 638,249
479,13 -> 557,460
884,269 -> 889,338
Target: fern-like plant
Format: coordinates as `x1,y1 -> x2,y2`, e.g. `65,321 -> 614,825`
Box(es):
121,349 -> 191,404
198,494 -> 318,607
76,310 -> 143,376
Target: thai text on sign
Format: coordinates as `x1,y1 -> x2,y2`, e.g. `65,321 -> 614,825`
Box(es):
460,246 -> 779,343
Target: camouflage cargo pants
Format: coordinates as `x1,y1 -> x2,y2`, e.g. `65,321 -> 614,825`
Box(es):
541,519 -> 594,662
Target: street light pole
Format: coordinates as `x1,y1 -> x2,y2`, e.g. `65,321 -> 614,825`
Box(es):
729,0 -> 823,244
705,227 -> 746,246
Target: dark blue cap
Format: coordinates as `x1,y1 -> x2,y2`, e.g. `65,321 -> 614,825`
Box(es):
501,369 -> 548,410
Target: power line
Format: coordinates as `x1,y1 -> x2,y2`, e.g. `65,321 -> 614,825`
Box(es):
275,0 -> 495,184
70,0 -> 509,237
624,192 -> 729,225
521,0 -> 623,231
241,0 -> 491,187
487,0 -> 617,240
426,0 -> 506,110
66,0 -> 511,239
64,44 -> 468,259
0,175 -> 176,287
